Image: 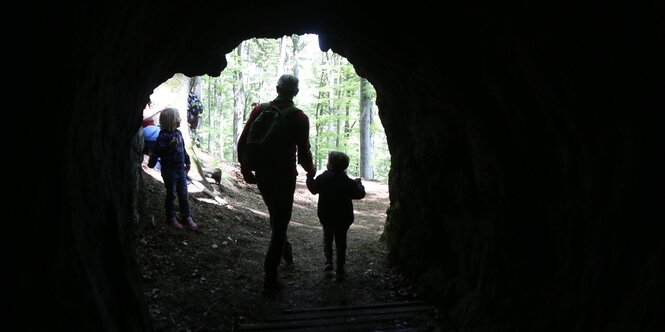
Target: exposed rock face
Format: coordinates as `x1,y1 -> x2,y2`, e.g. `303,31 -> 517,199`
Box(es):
14,2 -> 663,331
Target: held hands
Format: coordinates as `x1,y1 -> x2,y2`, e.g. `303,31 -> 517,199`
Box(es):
242,169 -> 257,184
306,167 -> 317,179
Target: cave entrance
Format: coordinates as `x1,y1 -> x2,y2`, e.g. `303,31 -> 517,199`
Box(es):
134,34 -> 410,331
144,34 -> 389,182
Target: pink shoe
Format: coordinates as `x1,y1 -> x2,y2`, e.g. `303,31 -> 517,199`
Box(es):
183,217 -> 198,230
167,217 -> 183,230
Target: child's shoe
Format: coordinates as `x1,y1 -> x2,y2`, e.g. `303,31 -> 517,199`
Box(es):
183,217 -> 198,230
167,217 -> 183,230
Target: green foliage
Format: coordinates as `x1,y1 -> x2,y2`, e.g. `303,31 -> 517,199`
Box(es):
154,35 -> 390,182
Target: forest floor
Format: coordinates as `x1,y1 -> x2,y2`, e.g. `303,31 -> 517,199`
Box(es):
135,152 -> 440,331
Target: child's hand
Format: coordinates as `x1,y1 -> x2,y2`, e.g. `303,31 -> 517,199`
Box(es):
306,167 -> 316,179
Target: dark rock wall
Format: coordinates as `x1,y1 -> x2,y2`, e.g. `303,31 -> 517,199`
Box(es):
14,2 -> 663,331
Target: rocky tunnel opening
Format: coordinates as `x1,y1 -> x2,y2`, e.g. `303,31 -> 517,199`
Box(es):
13,2 -> 663,331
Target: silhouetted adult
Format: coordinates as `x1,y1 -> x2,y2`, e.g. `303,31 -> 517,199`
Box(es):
237,74 -> 316,292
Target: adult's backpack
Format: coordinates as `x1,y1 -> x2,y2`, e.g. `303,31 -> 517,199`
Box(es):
243,103 -> 301,170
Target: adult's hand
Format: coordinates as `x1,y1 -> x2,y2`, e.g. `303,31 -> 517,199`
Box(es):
307,166 -> 317,178
242,169 -> 257,184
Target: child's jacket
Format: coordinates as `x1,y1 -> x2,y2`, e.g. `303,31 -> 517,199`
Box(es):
307,170 -> 365,227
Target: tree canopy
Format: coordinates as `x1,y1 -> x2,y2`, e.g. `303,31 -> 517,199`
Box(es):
151,34 -> 390,181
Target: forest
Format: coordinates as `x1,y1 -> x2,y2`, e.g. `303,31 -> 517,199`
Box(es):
147,34 -> 390,182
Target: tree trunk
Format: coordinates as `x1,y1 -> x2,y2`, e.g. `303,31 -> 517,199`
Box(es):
218,89 -> 225,161
232,42 -> 245,162
206,78 -> 212,152
314,67 -> 325,168
278,36 -> 287,77
189,76 -> 202,96
326,53 -> 335,149
359,77 -> 373,179
344,100 -> 350,150
291,35 -> 300,77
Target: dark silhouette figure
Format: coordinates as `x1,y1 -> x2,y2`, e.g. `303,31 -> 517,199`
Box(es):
187,92 -> 204,147
187,92 -> 204,130
237,74 -> 316,292
306,151 -> 366,282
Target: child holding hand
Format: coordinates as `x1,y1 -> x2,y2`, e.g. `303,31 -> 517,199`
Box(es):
306,151 -> 365,281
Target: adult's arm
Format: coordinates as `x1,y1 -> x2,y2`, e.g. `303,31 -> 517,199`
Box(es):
306,173 -> 319,194
294,112 -> 316,175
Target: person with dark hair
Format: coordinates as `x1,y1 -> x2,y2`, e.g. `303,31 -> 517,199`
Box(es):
237,74 -> 316,292
306,151 -> 366,282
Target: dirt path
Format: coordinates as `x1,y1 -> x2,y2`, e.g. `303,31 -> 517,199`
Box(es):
136,160 -> 420,331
